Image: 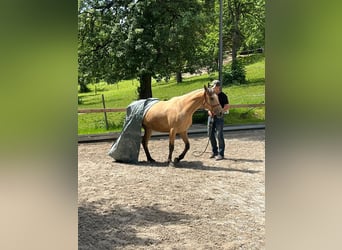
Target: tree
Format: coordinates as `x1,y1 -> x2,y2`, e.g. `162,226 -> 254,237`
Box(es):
216,0 -> 264,85
223,0 -> 265,63
78,0 -> 206,98
238,0 -> 265,53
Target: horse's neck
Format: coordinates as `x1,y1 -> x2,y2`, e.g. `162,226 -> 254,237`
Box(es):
180,90 -> 204,115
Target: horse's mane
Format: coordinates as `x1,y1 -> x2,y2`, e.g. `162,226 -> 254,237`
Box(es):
168,88 -> 204,101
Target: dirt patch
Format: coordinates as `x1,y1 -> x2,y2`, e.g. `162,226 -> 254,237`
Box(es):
78,129 -> 265,249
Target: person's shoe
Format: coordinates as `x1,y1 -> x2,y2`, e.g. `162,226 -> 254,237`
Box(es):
215,155 -> 223,161
209,154 -> 217,159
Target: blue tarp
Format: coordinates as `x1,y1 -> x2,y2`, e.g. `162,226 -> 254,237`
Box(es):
108,98 -> 159,163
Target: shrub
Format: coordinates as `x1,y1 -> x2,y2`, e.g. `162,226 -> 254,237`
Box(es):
192,110 -> 208,124
222,60 -> 246,85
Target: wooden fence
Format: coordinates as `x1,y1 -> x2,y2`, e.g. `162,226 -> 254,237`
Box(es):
78,103 -> 265,114
78,102 -> 265,135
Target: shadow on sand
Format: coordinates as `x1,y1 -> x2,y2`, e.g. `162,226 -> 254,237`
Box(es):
79,201 -> 193,249
134,159 -> 262,174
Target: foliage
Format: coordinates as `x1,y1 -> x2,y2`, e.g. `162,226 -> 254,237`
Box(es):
78,0 -> 213,97
78,54 -> 265,134
223,0 -> 265,59
78,0 -> 265,99
222,59 -> 246,85
222,53 -> 264,85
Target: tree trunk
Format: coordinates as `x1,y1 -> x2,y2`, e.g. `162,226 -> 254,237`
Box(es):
229,0 -> 242,64
139,73 -> 153,99
176,71 -> 182,83
231,26 -> 239,64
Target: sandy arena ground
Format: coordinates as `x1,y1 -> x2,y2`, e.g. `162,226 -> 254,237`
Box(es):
78,129 -> 265,249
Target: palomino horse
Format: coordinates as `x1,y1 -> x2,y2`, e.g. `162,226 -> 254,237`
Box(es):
142,86 -> 223,165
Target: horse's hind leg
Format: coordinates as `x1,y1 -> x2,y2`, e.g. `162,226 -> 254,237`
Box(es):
142,126 -> 155,162
174,131 -> 190,163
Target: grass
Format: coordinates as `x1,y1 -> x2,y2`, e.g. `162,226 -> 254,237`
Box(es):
78,54 -> 265,135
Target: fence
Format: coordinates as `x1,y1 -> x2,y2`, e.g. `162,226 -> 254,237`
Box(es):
78,101 -> 265,131
78,103 -> 265,114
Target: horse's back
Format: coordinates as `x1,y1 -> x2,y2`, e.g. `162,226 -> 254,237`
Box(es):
143,98 -> 189,132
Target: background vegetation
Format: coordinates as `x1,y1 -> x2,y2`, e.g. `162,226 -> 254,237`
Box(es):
78,53 -> 265,135
78,0 -> 265,135
78,0 -> 265,98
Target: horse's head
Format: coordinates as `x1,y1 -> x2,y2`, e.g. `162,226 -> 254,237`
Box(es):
203,85 -> 223,117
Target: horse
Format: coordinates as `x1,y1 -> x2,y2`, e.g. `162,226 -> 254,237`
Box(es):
142,85 -> 223,165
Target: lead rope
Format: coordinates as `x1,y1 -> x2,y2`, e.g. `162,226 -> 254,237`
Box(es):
192,116 -> 213,157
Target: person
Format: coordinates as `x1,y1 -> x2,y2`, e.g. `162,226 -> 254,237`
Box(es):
207,80 -> 229,160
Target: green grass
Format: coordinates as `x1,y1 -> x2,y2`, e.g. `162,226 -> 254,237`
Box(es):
78,54 -> 265,135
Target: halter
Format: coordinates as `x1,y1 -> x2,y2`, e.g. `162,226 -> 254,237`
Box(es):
203,91 -> 221,112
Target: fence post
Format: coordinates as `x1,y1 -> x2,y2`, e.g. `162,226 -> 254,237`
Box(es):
101,94 -> 109,130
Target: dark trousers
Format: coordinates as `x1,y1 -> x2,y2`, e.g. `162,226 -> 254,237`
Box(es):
208,116 -> 225,157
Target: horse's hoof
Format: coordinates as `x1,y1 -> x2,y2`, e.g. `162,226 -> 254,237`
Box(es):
168,161 -> 175,167
174,157 -> 180,163
148,158 -> 156,163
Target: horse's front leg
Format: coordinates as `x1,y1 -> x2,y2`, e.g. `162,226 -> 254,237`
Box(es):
168,128 -> 176,164
174,131 -> 190,163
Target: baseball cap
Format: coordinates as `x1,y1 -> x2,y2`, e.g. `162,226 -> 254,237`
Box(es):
209,80 -> 221,88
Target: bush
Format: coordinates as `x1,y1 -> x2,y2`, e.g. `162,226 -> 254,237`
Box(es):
192,110 -> 208,124
222,60 -> 246,85
79,82 -> 92,93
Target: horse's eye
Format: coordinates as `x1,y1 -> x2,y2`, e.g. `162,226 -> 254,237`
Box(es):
210,97 -> 214,101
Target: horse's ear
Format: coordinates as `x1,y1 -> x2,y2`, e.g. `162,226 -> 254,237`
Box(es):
204,85 -> 208,92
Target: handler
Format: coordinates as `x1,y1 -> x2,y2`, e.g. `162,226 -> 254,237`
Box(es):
208,80 -> 229,160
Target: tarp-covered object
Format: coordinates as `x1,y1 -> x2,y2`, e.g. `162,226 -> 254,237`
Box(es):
108,98 -> 159,163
